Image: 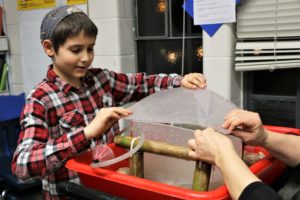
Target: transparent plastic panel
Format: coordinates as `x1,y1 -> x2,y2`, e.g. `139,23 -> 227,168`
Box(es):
129,121 -> 196,188
120,88 -> 241,189
126,88 -> 237,134
129,121 -> 242,190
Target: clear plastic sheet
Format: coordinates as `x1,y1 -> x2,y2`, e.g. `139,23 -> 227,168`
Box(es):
123,88 -> 241,189
126,88 -> 237,134
130,121 -> 196,188
129,121 -> 242,190
92,87 -> 242,190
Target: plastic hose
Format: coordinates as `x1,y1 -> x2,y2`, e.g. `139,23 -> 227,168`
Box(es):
90,131 -> 145,168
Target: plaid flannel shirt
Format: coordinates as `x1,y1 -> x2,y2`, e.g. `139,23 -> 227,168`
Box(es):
11,66 -> 182,200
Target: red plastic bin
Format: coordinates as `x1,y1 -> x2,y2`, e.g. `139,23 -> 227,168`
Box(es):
66,125 -> 300,200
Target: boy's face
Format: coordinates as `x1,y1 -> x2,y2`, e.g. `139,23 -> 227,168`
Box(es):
50,31 -> 96,87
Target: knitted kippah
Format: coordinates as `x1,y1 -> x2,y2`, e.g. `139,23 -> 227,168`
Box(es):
40,5 -> 83,41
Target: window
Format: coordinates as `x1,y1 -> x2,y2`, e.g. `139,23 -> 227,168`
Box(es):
235,0 -> 300,71
134,0 -> 203,75
236,0 -> 300,127
244,69 -> 300,127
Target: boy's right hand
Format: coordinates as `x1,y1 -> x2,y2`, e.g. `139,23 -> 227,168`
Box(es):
84,107 -> 132,140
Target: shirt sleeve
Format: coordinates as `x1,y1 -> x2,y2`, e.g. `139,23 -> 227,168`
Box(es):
105,70 -> 182,105
11,98 -> 90,180
239,181 -> 283,200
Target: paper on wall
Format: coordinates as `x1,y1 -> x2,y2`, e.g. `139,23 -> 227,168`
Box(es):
193,0 -> 236,25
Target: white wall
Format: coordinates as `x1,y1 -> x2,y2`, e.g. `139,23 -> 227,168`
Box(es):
203,24 -> 241,106
88,0 -> 136,74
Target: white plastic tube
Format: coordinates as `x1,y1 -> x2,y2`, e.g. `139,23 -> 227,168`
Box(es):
90,131 -> 145,168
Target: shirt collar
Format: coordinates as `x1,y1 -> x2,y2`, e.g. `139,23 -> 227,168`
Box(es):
46,65 -> 95,95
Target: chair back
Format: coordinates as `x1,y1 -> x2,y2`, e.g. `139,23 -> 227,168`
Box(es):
0,118 -> 21,157
0,93 -> 25,121
0,93 -> 25,157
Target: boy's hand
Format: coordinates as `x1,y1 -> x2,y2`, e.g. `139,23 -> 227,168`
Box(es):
84,107 -> 132,140
180,73 -> 206,89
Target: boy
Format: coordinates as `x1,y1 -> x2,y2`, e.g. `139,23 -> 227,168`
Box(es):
12,5 -> 206,200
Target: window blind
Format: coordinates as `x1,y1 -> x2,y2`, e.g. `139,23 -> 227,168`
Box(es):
235,0 -> 300,71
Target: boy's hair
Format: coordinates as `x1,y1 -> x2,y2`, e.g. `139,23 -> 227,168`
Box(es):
40,5 -> 98,53
51,12 -> 98,53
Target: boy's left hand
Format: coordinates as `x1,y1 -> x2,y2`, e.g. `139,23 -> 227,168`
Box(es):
180,73 -> 206,89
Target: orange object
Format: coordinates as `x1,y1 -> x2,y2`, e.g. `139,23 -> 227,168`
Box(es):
66,125 -> 298,200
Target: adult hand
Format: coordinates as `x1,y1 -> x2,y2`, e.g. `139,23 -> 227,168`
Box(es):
223,109 -> 268,146
189,128 -> 263,200
188,128 -> 235,165
180,73 -> 206,89
84,107 -> 132,140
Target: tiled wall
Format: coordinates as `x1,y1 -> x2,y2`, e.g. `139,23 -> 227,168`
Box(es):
88,0 -> 136,74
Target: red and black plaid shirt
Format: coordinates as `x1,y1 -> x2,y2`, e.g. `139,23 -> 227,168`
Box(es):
11,66 -> 182,200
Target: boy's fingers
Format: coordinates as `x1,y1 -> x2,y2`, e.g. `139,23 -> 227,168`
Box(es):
113,107 -> 132,116
195,74 -> 206,87
184,81 -> 197,89
190,77 -> 206,88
